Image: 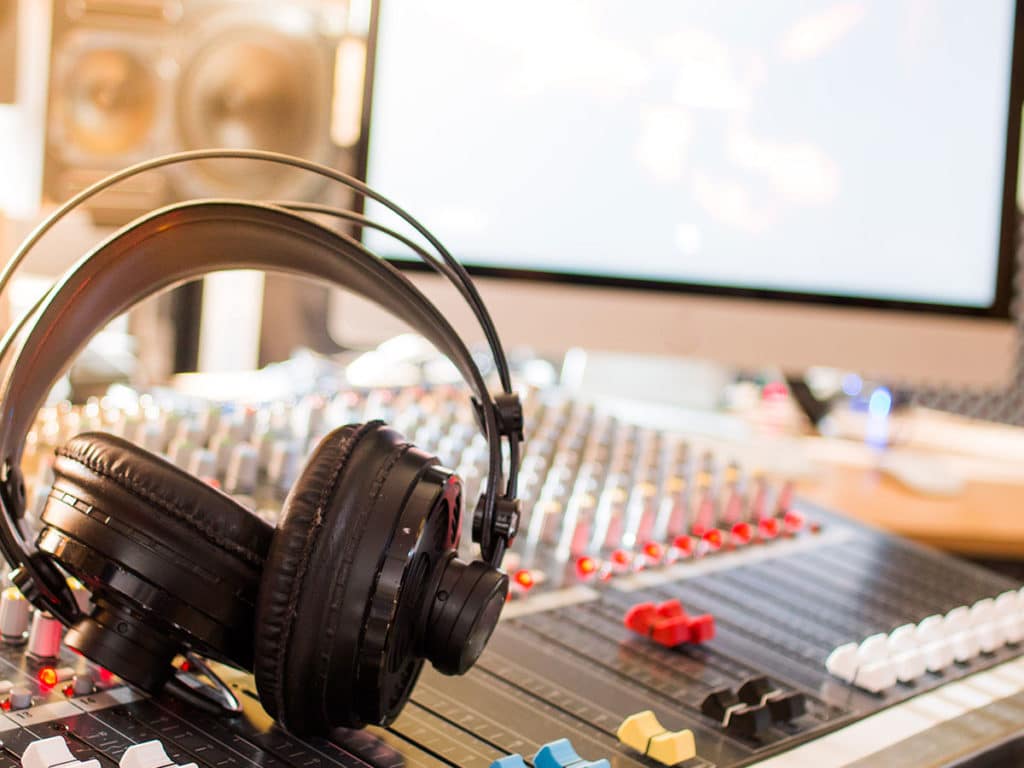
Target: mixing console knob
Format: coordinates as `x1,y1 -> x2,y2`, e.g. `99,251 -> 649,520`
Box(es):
23,737 -> 99,768
224,444 -> 258,495
209,434 -> 236,475
120,740 -> 197,768
27,611 -> 62,659
71,675 -> 94,696
9,685 -> 32,710
0,586 -> 29,644
267,441 -> 300,488
186,450 -> 217,482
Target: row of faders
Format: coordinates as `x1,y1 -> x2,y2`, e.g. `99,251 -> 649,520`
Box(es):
23,385 -> 814,597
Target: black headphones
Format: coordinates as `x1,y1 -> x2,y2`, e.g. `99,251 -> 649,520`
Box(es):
0,150 -> 523,736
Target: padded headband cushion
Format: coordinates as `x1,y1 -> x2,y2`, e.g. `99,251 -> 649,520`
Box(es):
53,433 -> 272,567
254,421 -> 418,732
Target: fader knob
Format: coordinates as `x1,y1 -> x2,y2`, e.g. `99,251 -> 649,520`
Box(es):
9,685 -> 32,710
27,611 -> 62,659
23,736 -> 99,768
0,586 -> 29,644
119,740 -> 197,768
224,444 -> 258,494
71,675 -> 94,696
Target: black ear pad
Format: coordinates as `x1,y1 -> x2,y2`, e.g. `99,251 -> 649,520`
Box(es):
39,432 -> 273,688
254,421 -> 460,734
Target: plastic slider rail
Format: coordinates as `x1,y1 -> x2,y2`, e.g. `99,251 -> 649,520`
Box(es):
617,711 -> 697,765
825,588 -> 1024,694
624,599 -> 715,647
22,736 -> 100,768
489,738 -> 610,768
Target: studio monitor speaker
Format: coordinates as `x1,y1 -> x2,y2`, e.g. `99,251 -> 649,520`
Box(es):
0,0 -> 17,104
44,0 -> 353,223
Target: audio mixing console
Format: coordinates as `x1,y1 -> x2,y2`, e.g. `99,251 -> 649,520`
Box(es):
6,384 -> 1024,767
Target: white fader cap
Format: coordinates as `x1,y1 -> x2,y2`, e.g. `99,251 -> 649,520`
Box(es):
0,586 -> 29,644
119,740 -> 198,768
27,611 -> 62,659
22,736 -> 100,768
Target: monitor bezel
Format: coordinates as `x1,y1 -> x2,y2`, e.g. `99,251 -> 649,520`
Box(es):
356,0 -> 1023,321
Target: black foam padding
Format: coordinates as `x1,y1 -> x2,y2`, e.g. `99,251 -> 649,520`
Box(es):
253,421 -> 382,727
54,432 -> 271,566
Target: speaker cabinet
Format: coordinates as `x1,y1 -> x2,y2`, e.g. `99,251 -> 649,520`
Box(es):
0,0 -> 17,104
44,0 -> 350,223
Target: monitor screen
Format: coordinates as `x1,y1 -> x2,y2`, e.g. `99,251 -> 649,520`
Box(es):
362,0 -> 1019,314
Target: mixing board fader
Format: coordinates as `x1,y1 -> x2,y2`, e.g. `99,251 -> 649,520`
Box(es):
6,385 -> 1024,767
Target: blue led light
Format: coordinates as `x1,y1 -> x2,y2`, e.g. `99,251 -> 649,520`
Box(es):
841,373 -> 863,397
868,387 -> 893,418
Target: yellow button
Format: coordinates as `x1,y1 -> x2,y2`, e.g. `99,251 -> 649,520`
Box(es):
647,729 -> 697,765
616,710 -> 663,754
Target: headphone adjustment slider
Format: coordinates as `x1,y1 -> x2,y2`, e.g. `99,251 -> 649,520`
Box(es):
471,393 -> 524,441
472,495 -> 522,545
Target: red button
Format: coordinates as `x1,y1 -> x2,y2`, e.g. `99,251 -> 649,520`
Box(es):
624,602 -> 657,634
783,510 -> 804,533
702,528 -> 724,551
731,521 -> 752,545
624,600 -> 716,648
759,517 -> 780,539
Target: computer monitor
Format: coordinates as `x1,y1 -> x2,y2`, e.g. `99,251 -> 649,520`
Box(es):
332,0 -> 1023,388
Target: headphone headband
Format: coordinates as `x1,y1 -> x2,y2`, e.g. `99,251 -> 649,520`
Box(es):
0,149 -> 520,564
0,201 -> 492,466
0,154 -> 523,617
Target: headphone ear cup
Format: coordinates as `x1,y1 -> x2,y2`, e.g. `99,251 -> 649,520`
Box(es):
40,432 -> 273,689
254,421 -> 460,735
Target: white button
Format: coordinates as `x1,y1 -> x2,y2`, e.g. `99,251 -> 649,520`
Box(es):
888,624 -> 918,654
916,615 -> 946,644
858,633 -> 890,663
892,650 -> 927,682
973,623 -> 1002,654
23,736 -> 100,768
825,643 -> 859,682
921,639 -> 955,672
994,590 -> 1019,619
950,630 -> 980,662
970,598 -> 996,626
945,606 -> 970,634
854,660 -> 897,693
119,740 -> 197,768
1000,614 -> 1024,645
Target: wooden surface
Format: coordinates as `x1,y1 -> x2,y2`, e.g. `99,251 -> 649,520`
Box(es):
797,463 -> 1024,558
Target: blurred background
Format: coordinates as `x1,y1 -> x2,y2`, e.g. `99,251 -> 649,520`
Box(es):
3,0 -> 1024,562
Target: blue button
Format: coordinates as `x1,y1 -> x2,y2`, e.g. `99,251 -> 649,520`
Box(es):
489,755 -> 528,768
534,739 -> 610,768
